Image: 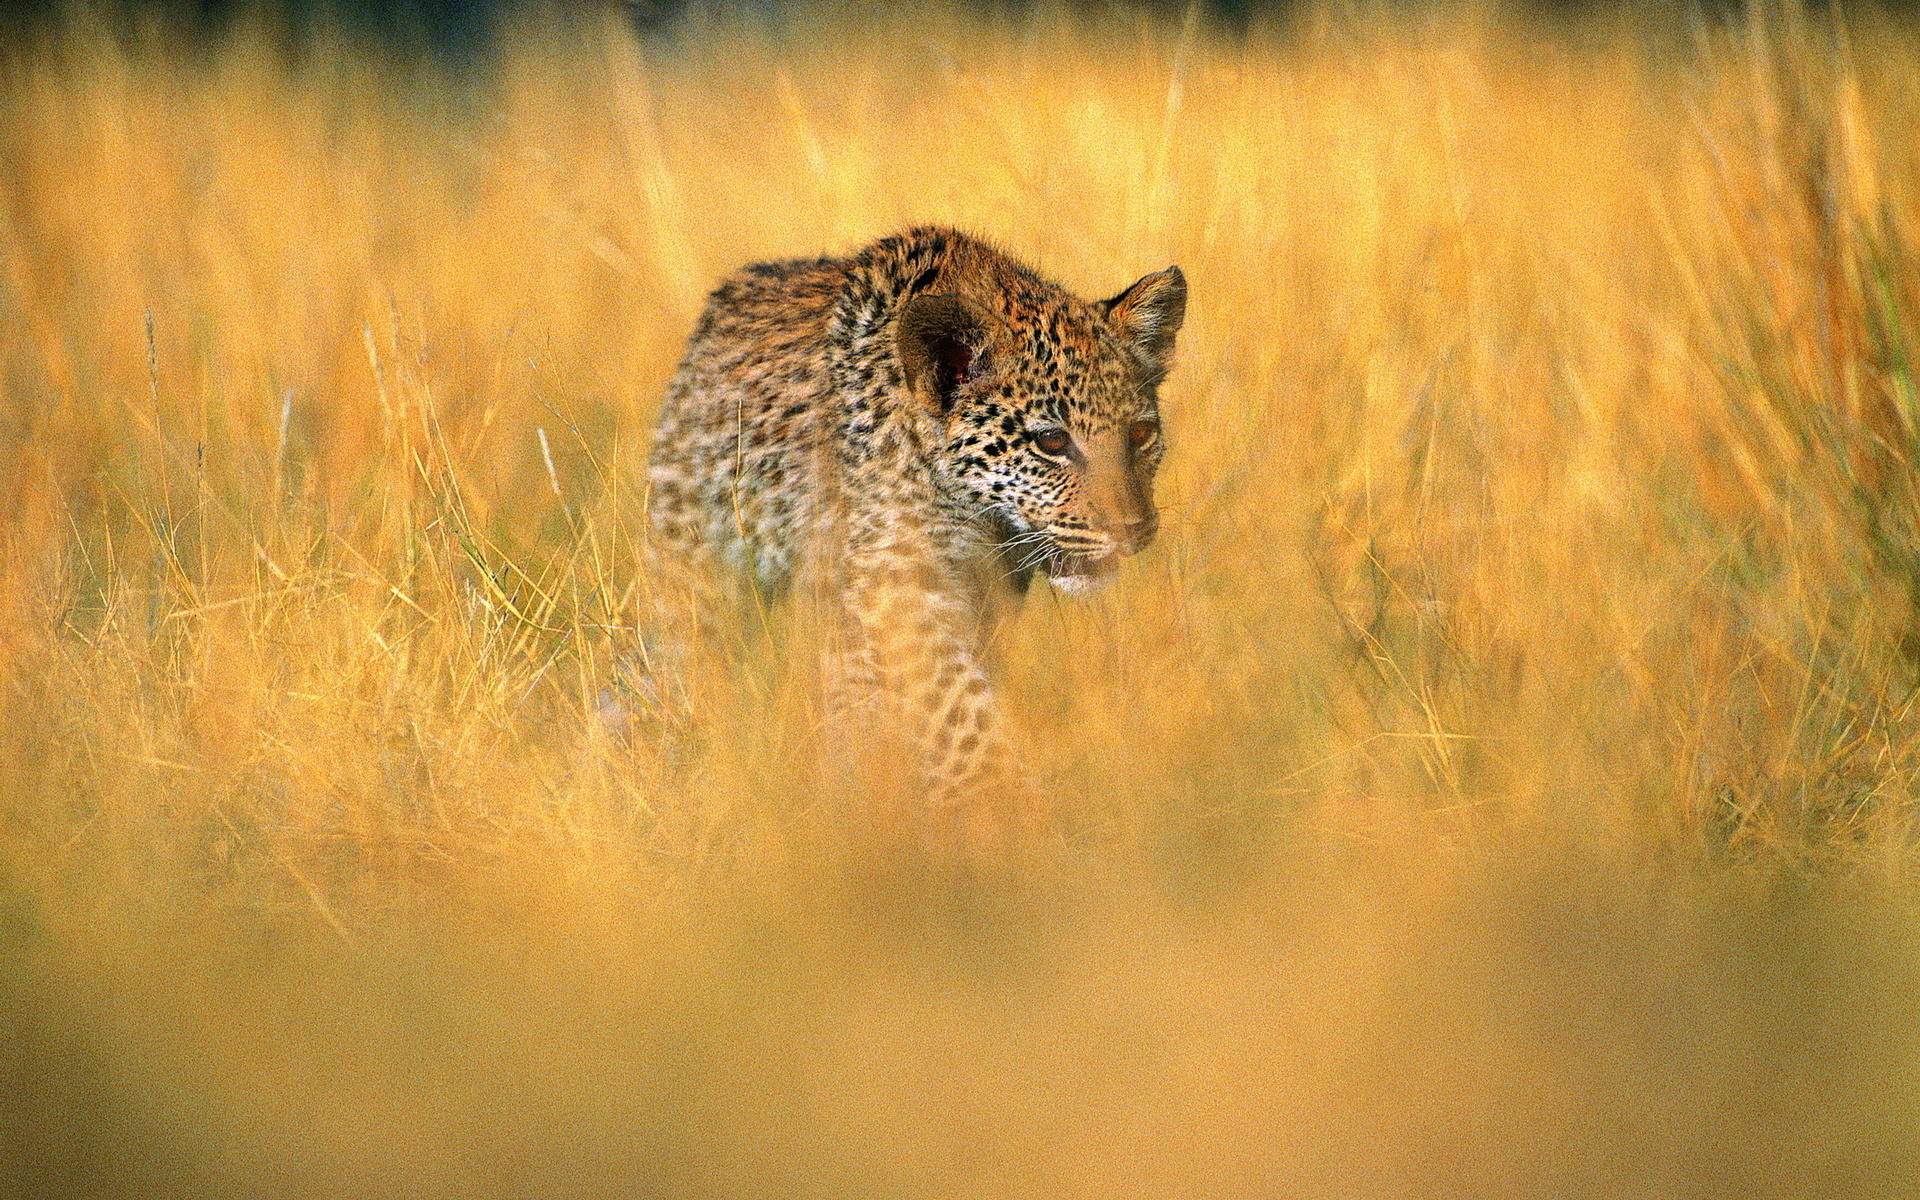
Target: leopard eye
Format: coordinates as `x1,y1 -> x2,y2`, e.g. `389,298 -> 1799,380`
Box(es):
1032,428 -> 1072,455
1128,419 -> 1159,450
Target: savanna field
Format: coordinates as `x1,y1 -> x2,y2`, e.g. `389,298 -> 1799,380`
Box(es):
5,0 -> 1920,1193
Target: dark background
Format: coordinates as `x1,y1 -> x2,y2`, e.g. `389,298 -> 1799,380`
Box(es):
0,0 -> 1868,59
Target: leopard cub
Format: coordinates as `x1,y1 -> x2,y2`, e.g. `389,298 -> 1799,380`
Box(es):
645,227 -> 1185,838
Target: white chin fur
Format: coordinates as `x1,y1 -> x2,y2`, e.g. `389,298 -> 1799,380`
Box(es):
1046,569 -> 1115,598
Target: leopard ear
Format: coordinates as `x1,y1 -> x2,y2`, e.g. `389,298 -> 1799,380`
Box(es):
897,293 -> 989,415
1099,265 -> 1186,383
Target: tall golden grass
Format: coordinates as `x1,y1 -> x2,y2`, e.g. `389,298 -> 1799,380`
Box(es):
4,2 -> 1920,1194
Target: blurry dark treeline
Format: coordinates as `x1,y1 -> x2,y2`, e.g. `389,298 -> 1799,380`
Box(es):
17,0 -> 1205,53
1,0 -> 1894,59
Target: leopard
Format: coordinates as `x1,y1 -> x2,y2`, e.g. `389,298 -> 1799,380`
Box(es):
643,226 -> 1186,848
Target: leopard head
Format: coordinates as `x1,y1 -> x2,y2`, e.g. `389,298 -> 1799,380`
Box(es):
897,263 -> 1187,594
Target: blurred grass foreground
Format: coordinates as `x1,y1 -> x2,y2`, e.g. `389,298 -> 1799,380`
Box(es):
6,0 -> 1920,1194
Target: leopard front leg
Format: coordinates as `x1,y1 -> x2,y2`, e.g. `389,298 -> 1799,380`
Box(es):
827,563 -> 1041,859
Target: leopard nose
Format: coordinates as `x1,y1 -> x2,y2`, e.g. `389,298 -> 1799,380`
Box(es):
1116,511 -> 1158,554
1088,449 -> 1156,553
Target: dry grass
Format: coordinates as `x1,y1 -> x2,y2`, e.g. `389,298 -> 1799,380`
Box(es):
4,2 -> 1920,1194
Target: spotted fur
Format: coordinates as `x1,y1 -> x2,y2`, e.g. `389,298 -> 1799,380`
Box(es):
645,227 -> 1185,839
